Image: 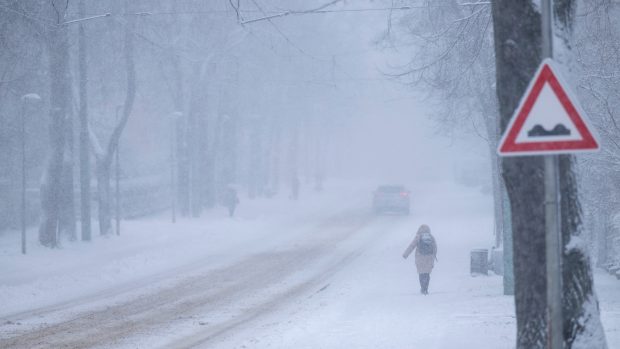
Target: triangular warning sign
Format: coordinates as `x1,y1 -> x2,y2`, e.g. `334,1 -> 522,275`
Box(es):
498,58 -> 599,156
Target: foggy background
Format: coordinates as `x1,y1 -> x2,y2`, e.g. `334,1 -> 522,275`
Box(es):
1,1 -> 620,348
0,0 -> 491,235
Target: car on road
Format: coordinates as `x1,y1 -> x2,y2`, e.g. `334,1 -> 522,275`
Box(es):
372,185 -> 410,215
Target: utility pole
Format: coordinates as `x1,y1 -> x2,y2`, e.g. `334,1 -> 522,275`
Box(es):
541,1 -> 563,348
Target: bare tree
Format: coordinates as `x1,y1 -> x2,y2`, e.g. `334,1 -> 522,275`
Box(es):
0,1 -> 48,234
573,0 -> 620,271
39,0 -> 71,247
89,3 -> 135,235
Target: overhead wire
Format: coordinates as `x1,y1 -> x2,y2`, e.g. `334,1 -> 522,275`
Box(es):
240,0 -> 365,84
64,2 -> 491,19
246,0 -> 330,63
1,1 -> 425,86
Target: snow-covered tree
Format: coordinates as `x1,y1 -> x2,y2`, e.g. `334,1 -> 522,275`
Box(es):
573,0 -> 620,272
492,1 -> 607,347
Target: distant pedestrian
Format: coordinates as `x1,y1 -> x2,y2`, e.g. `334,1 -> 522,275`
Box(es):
402,224 -> 438,295
223,187 -> 239,217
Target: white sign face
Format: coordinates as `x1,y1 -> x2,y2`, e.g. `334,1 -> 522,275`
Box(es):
514,83 -> 581,143
498,59 -> 599,156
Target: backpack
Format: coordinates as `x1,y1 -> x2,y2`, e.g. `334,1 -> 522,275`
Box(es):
418,233 -> 434,255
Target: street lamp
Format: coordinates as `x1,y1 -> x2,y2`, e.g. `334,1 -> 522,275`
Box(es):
20,93 -> 41,255
169,111 -> 183,223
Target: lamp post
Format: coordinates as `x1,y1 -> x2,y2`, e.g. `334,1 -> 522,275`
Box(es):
20,93 -> 41,255
170,111 -> 183,223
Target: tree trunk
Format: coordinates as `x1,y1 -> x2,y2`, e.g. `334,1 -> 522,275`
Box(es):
270,115 -> 281,196
288,119 -> 300,200
171,55 -> 190,217
492,1 -> 607,347
57,0 -> 76,243
187,62 -> 202,217
203,62 -> 217,208
93,1 -> 136,235
59,152 -> 76,241
59,85 -> 76,241
96,159 -> 111,235
78,0 -> 92,241
39,1 -> 70,248
560,156 -> 607,348
247,117 -> 263,199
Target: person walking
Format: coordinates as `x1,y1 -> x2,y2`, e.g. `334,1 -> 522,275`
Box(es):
402,224 -> 438,295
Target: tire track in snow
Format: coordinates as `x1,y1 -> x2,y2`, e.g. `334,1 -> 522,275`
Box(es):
0,211 -> 402,349
165,216 -> 407,349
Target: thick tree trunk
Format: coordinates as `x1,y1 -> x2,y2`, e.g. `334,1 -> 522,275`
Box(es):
169,55 -> 190,216
59,86 -> 76,241
96,160 -> 111,235
203,62 -> 217,208
195,65 -> 211,209
492,2 -> 548,346
560,156 -> 607,348
58,4 -> 76,243
187,62 -> 204,217
39,1 -> 70,248
78,0 -> 91,241
492,1 -> 607,348
59,153 -> 76,240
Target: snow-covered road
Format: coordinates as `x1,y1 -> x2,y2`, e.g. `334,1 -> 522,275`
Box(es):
1,212 -> 381,348
1,180 -> 618,348
196,181 -> 516,349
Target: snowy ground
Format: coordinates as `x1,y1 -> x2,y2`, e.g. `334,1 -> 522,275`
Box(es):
1,180 -> 618,348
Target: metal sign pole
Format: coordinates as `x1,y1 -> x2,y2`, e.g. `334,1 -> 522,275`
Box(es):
542,1 -> 563,348
544,155 -> 563,349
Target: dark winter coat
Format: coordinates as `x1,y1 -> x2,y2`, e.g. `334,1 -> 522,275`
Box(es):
402,224 -> 437,274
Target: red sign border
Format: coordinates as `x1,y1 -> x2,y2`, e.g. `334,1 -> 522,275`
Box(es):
498,59 -> 599,156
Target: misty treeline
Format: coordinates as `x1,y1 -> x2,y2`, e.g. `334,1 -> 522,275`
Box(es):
0,1 -> 338,243
382,0 -> 616,348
